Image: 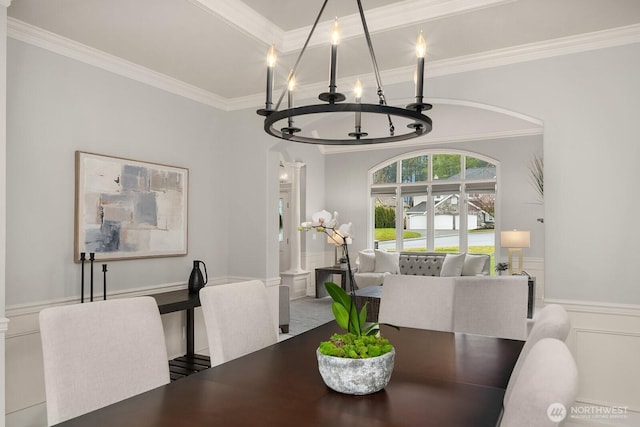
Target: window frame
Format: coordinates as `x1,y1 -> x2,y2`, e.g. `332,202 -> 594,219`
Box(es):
368,149 -> 500,253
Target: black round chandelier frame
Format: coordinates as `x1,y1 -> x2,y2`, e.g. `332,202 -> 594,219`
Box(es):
257,0 -> 433,145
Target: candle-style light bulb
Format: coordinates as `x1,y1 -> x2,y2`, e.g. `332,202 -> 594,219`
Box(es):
331,17 -> 341,46
319,17 -> 346,103
265,44 -> 277,111
414,31 -> 426,107
354,79 -> 363,101
352,79 -> 365,138
416,31 -> 426,59
287,75 -> 296,109
267,44 -> 277,67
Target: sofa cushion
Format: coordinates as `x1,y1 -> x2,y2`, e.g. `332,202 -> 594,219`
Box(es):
440,253 -> 466,277
358,250 -> 376,273
354,272 -> 390,289
399,254 -> 443,276
462,254 -> 488,276
374,250 -> 400,273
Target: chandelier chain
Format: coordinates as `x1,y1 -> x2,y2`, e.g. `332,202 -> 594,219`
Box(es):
357,0 -> 394,136
274,0 -> 329,111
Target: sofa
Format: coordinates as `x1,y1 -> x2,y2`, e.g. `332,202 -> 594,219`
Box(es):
354,250 -> 490,288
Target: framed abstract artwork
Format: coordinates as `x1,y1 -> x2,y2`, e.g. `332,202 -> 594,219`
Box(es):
75,151 -> 188,261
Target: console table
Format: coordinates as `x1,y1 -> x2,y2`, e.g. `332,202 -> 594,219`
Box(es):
149,289 -> 211,380
314,266 -> 348,298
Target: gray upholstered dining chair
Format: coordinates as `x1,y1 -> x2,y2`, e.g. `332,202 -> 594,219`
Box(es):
378,274 -> 455,331
200,280 -> 278,366
504,303 -> 571,405
39,297 -> 170,426
500,338 -> 578,427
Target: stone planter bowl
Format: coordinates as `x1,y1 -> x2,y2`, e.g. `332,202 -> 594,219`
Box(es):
316,348 -> 395,395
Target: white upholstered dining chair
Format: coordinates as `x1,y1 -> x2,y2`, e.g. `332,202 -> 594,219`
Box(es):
504,303 -> 571,405
39,297 -> 170,426
500,338 -> 578,427
378,275 -> 455,331
452,276 -> 528,340
200,280 -> 278,366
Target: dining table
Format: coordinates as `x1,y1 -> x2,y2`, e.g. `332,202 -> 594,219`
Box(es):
57,321 -> 523,426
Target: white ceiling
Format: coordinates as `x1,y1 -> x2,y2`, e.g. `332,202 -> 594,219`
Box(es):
8,0 -> 640,104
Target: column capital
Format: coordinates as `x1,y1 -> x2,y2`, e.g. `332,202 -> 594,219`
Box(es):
0,1 -> 12,8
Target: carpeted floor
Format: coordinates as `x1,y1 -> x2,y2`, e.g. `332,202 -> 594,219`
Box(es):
279,296 -> 334,340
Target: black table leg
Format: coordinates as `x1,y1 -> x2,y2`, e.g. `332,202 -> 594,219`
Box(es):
186,307 -> 194,358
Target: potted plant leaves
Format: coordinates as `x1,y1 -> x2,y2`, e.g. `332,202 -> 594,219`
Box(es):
316,281 -> 395,395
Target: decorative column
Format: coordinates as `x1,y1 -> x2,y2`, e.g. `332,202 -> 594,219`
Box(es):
280,162 -> 310,299
0,3 -> 12,426
289,162 -> 303,273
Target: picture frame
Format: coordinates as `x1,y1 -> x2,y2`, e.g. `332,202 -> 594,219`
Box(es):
75,151 -> 188,261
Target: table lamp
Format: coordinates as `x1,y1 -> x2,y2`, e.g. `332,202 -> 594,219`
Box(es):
500,230 -> 530,274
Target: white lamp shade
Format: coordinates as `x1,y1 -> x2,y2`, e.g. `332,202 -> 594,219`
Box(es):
501,230 -> 530,248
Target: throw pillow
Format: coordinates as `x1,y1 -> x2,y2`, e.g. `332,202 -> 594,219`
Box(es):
440,253 -> 466,277
462,254 -> 487,276
374,250 -> 400,274
358,250 -> 376,273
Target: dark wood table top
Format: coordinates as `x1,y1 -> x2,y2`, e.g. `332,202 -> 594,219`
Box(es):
57,322 -> 523,427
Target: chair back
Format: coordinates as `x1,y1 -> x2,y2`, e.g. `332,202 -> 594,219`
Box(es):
378,275 -> 455,331
452,276 -> 528,340
501,338 -> 578,427
504,304 -> 571,405
200,280 -> 278,366
39,297 -> 170,425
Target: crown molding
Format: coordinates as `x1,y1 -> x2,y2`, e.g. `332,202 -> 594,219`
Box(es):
235,23 -> 640,111
7,18 -> 229,110
317,127 -> 543,154
8,16 -> 640,114
282,0 -> 515,52
188,0 -> 284,47
187,0 -> 515,52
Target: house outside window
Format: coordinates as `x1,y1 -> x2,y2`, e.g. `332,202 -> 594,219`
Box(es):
370,151 -> 497,260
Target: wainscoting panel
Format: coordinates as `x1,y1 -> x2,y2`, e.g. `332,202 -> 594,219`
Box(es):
574,329 -> 640,410
547,299 -> 640,423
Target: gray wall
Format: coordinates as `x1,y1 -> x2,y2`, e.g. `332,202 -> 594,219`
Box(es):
7,39 -> 229,305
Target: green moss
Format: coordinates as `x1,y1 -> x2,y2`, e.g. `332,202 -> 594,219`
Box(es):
319,333 -> 394,359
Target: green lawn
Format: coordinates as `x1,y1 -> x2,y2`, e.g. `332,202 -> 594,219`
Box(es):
374,228 -> 421,241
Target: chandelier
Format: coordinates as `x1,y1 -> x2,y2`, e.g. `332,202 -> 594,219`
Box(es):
256,0 -> 432,145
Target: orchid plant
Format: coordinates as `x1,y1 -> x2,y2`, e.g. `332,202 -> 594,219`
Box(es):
301,210 -> 394,358
299,210 -> 356,294
300,211 -> 365,334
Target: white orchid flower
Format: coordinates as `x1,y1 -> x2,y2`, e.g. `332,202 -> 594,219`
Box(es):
311,210 -> 333,226
338,222 -> 352,238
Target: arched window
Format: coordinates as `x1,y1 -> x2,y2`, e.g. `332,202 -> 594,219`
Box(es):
370,150 -> 498,258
